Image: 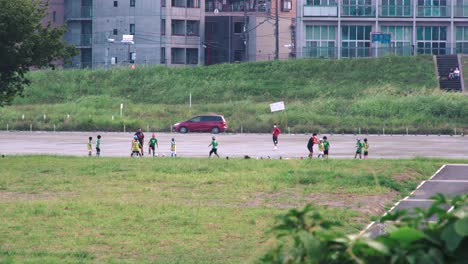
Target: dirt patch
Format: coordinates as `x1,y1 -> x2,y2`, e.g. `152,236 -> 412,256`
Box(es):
208,190 -> 398,217
0,191 -> 79,202
393,172 -> 414,182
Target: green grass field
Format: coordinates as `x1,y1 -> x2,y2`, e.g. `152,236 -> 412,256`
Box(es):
0,157 -> 464,263
1,56 -> 467,134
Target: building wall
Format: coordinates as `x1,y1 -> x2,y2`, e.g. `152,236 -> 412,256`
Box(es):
42,0 -> 65,27
296,0 -> 468,58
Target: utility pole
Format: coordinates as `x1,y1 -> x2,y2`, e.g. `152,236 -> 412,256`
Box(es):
243,0 -> 248,62
275,0 -> 279,60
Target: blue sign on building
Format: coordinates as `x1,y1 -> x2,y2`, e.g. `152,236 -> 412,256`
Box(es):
372,33 -> 391,44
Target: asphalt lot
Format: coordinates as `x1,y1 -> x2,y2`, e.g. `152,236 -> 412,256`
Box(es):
0,132 -> 467,159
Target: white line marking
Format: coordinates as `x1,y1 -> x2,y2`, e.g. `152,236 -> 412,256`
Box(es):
429,165 -> 446,180
428,180 -> 468,183
445,164 -> 468,166
404,199 -> 435,202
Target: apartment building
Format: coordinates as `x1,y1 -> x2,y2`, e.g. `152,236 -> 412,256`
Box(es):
296,0 -> 468,59
204,0 -> 296,64
48,0 -> 298,67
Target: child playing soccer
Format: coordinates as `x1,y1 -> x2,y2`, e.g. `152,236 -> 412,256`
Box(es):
354,138 -> 363,159
131,135 -> 141,157
363,138 -> 369,159
96,135 -> 102,157
323,136 -> 330,159
87,137 -> 93,157
148,134 -> 158,157
317,138 -> 325,159
208,136 -> 219,158
170,138 -> 177,157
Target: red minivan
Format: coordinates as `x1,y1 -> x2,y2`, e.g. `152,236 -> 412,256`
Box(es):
173,114 -> 228,134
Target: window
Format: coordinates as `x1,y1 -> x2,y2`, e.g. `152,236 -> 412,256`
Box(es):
456,26 -> 468,53
381,0 -> 411,16
416,26 -> 447,54
172,0 -> 185,7
190,116 -> 202,122
417,0 -> 448,17
52,11 -> 56,22
113,29 -> 118,35
160,47 -> 166,64
161,0 -> 166,7
114,1 -> 118,7
186,48 -> 198,64
186,20 -> 199,36
381,26 -> 412,55
305,25 -> 336,58
172,20 -> 185,35
341,25 -> 371,57
187,0 -> 199,7
306,0 -> 336,5
130,0 -> 136,7
130,24 -> 135,35
171,48 -> 185,64
161,19 -> 166,35
342,0 -> 374,16
282,0 -> 292,11
234,22 -> 244,34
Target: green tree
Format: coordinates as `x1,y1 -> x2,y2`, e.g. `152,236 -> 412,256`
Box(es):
0,0 -> 76,106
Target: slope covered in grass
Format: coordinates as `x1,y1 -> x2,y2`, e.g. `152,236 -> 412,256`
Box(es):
1,56 -> 467,133
18,56 -> 436,104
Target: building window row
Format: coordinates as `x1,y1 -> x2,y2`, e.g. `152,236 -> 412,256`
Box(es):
304,0 -> 468,17
171,48 -> 199,64
171,20 -> 200,36
304,25 -> 468,57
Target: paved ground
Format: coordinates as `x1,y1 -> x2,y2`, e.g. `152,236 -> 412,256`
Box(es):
1,132 -> 468,158
366,164 -> 468,237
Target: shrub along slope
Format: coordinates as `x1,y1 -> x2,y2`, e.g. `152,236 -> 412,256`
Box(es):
1,56 -> 467,133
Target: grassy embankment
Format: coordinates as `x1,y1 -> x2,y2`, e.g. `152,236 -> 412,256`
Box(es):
1,56 -> 468,133
0,157 -> 464,263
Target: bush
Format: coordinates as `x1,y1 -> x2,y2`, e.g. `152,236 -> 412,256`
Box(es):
260,194 -> 468,263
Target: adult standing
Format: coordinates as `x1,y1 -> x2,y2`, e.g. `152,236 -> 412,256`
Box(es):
272,123 -> 281,150
134,128 -> 145,156
208,136 -> 220,158
307,133 -> 319,158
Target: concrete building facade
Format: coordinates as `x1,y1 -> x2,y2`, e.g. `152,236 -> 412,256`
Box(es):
296,0 -> 468,59
60,0 -> 296,67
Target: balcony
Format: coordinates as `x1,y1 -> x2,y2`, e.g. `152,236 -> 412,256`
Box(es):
341,5 -> 375,17
65,34 -> 92,47
417,5 -> 450,17
303,5 -> 338,16
65,6 -> 92,20
380,5 -> 412,17
205,0 -> 270,13
454,5 -> 468,17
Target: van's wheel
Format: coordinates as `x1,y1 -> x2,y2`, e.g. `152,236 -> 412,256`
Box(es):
211,127 -> 220,134
179,127 -> 188,133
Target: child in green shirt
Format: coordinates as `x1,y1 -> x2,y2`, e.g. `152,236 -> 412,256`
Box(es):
354,139 -> 363,159
208,136 -> 219,158
148,134 -> 158,157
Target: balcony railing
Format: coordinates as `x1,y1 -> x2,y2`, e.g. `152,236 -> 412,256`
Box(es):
205,2 -> 269,12
303,5 -> 338,16
302,46 -> 414,59
341,5 -> 376,16
417,5 -> 450,17
65,6 -> 92,19
65,34 -> 92,47
380,5 -> 412,17
454,5 -> 468,17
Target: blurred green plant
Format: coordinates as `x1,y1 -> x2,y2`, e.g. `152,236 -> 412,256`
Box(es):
260,194 -> 468,263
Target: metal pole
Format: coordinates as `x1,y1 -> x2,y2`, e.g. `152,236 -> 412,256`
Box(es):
274,0 -> 279,60
189,92 -> 192,108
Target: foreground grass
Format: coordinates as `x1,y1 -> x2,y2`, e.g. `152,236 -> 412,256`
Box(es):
2,56 -> 466,133
1,157 -> 465,263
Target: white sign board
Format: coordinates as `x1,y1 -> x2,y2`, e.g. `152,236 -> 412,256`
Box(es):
122,34 -> 134,43
270,101 -> 285,112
